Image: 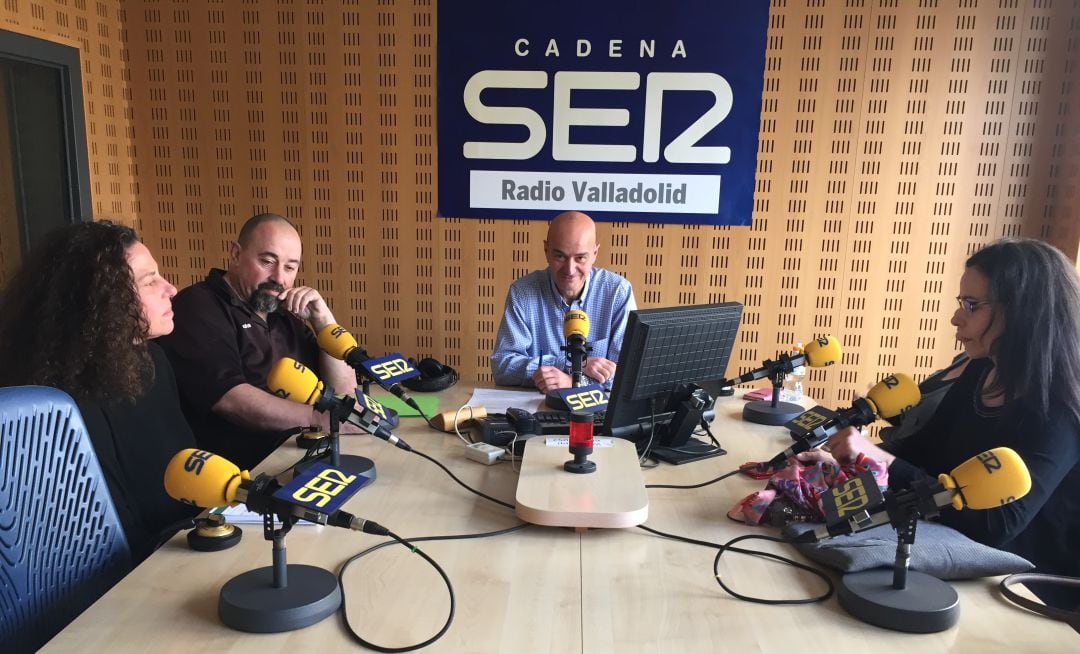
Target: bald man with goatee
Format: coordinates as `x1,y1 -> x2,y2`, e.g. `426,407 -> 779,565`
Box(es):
160,213 -> 360,469
491,211 -> 636,393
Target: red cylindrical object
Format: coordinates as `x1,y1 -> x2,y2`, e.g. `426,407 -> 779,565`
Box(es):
568,412 -> 594,449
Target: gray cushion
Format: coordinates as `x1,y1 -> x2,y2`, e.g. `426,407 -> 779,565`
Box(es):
781,521 -> 1034,580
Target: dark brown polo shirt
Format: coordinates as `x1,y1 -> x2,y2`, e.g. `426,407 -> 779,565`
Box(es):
158,269 -> 321,470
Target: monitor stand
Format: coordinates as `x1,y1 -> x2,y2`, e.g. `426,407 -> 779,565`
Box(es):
649,437 -> 727,465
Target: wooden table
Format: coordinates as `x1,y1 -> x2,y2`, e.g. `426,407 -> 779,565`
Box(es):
515,436 -> 649,528
42,385 -> 1078,653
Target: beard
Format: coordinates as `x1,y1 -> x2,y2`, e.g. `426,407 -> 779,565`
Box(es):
250,281 -> 285,313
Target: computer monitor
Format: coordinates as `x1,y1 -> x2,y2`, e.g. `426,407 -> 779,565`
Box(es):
601,302 -> 743,463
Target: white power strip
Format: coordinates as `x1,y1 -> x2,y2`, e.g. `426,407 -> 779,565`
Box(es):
464,442 -> 504,465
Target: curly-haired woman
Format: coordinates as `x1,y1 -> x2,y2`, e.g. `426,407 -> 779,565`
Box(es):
0,220 -> 197,565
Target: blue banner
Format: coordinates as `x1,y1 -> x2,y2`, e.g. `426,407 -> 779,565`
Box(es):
437,0 -> 768,225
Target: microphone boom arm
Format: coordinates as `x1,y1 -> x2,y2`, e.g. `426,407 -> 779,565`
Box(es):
721,352 -> 808,407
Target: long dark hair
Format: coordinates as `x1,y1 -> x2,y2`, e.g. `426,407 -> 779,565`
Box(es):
967,238 -> 1080,424
0,220 -> 151,403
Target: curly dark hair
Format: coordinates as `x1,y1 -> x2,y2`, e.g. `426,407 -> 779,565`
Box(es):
966,238 -> 1080,425
0,220 -> 152,403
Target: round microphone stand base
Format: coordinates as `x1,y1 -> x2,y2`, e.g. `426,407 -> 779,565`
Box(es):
218,564 -> 341,633
295,430 -> 326,450
293,426 -> 377,480
742,400 -> 804,425
187,513 -> 243,552
837,569 -> 959,633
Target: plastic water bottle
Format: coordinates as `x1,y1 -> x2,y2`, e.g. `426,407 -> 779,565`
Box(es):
783,344 -> 805,403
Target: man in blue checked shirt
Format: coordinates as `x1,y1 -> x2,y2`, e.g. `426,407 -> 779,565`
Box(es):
491,211 -> 637,393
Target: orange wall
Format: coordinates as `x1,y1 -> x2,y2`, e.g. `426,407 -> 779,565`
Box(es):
4,1 -> 1079,405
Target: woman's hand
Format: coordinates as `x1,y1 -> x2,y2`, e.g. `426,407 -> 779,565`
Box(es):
824,426 -> 896,467
794,449 -> 838,466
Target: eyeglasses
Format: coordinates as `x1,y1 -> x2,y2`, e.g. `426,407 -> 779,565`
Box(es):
956,296 -> 993,313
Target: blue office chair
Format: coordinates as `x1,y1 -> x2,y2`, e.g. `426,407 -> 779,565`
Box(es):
0,386 -> 132,653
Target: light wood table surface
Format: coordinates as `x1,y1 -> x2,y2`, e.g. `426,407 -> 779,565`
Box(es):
42,385 -> 1078,653
515,436 -> 649,528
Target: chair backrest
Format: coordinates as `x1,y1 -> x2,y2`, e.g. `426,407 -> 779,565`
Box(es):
0,385 -> 131,653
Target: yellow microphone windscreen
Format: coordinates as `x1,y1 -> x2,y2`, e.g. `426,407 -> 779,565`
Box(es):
163,449 -> 249,508
865,373 -> 921,420
940,446 -> 1031,510
564,309 -> 590,341
316,324 -> 357,360
268,357 -> 322,406
801,335 -> 841,367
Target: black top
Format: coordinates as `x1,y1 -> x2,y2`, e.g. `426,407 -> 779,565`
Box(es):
158,269 -> 321,470
885,357 -> 1080,608
879,352 -> 968,443
79,341 -> 199,564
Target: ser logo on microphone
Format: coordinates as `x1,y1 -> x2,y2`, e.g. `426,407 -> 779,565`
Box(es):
361,355 -> 421,384
975,451 -> 1018,504
830,476 -> 873,519
880,374 -> 901,389
566,388 -> 606,411
277,463 -> 366,513
369,358 -> 414,379
183,449 -> 215,475
270,358 -> 311,400
360,394 -> 390,419
788,406 -> 833,433
977,450 -> 1003,473
822,470 -> 886,530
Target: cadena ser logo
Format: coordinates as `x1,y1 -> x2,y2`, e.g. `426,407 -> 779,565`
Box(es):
369,358 -> 414,380
291,467 -> 357,508
553,383 -> 608,413
183,449 -> 215,474
437,0 -> 768,225
566,388 -> 607,411
361,394 -> 388,419
361,354 -> 421,384
275,463 -> 371,514
977,450 -> 1002,474
789,407 -> 832,433
830,476 -> 873,519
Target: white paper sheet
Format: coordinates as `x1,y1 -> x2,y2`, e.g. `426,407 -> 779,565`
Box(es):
465,388 -> 546,414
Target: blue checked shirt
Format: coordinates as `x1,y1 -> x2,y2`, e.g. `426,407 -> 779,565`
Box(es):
491,268 -> 636,388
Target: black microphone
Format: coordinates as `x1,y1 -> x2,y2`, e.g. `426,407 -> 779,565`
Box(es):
267,357 -> 412,452
795,447 -> 1032,543
316,324 -> 420,410
765,373 -> 921,468
723,335 -> 842,386
164,449 -> 389,535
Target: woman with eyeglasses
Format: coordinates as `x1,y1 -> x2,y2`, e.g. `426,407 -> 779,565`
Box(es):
805,238 -> 1080,609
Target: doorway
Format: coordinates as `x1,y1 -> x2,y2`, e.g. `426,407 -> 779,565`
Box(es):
0,29 -> 90,286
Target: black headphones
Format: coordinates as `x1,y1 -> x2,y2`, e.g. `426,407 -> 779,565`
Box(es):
401,357 -> 459,392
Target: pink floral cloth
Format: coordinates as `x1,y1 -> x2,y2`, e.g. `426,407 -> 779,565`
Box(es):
728,454 -> 889,526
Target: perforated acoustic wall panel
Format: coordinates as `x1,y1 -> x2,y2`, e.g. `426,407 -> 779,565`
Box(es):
1,1 -> 138,231
4,1 -> 1078,407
